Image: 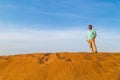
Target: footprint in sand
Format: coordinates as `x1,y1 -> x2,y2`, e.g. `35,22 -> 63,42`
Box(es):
38,53 -> 50,64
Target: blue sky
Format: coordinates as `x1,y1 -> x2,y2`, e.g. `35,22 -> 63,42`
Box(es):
0,0 -> 120,55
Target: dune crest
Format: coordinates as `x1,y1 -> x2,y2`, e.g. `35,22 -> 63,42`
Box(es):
0,52 -> 120,80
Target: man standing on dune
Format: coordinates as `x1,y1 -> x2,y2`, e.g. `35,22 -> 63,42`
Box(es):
87,25 -> 97,53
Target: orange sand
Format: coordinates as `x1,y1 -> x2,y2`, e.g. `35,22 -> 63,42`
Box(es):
0,52 -> 120,80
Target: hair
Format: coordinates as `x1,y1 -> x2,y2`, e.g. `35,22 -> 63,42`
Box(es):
88,24 -> 92,27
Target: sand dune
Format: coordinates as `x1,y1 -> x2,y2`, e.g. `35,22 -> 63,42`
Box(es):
0,52 -> 120,80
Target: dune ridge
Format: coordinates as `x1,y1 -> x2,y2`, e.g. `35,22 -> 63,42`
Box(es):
0,52 -> 120,80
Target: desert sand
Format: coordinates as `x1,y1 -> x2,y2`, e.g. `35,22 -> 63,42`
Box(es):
0,52 -> 120,80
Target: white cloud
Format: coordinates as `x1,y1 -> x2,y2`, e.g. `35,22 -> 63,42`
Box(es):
0,29 -> 88,55
0,29 -> 85,41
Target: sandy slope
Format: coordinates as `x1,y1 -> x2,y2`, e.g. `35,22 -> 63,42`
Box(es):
0,52 -> 120,80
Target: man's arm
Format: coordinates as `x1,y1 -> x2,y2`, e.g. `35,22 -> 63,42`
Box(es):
93,31 -> 97,40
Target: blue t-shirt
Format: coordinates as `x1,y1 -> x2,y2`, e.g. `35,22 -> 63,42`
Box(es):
87,30 -> 96,40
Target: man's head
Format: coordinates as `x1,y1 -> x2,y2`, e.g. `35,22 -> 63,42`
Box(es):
88,25 -> 92,30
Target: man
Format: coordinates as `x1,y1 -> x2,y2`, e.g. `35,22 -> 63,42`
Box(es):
87,25 -> 97,53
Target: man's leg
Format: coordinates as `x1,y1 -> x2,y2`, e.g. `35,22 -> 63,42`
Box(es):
87,40 -> 93,53
91,39 -> 97,53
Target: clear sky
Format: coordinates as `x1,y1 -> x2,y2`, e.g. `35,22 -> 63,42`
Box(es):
0,0 -> 120,55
